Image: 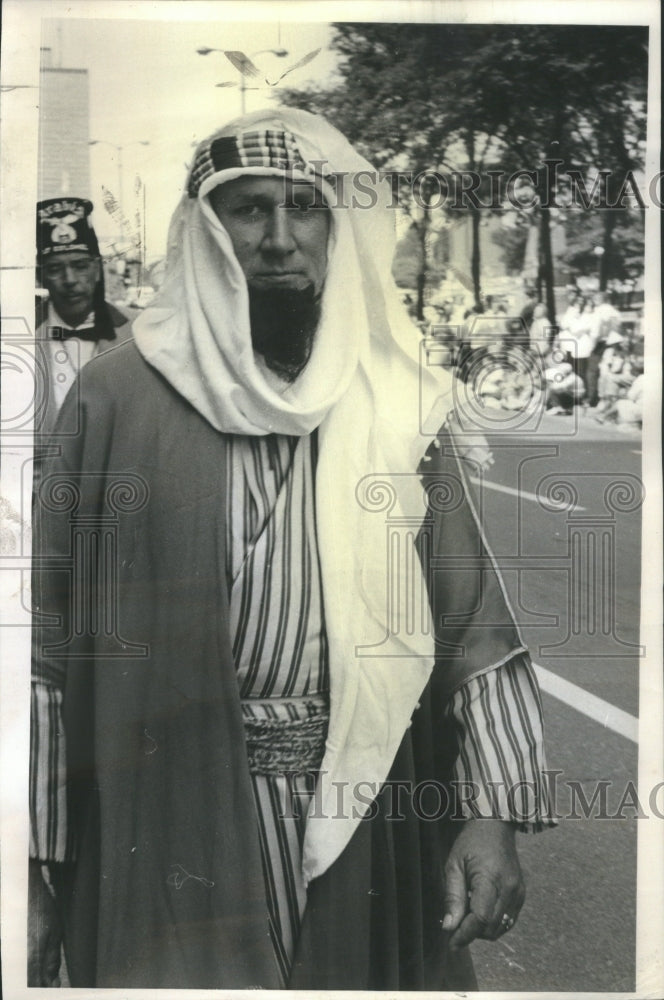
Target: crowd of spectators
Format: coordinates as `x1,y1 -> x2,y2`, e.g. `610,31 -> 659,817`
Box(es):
410,278 -> 644,433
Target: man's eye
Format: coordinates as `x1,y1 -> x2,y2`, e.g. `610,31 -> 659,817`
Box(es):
234,204 -> 265,218
45,262 -> 92,278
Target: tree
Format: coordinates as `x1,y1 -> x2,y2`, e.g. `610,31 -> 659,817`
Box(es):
490,223 -> 530,276
455,26 -> 648,309
392,217 -> 446,292
280,23 -> 648,318
562,208 -> 645,284
281,24 -> 512,314
558,34 -> 648,290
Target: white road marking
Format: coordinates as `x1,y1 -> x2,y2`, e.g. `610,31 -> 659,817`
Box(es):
533,663 -> 638,743
468,476 -> 586,511
465,476 -> 634,739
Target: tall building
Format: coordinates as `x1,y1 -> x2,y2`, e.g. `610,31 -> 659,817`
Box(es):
38,47 -> 90,199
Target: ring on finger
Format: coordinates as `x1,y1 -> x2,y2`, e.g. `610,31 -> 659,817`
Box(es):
500,912 -> 515,931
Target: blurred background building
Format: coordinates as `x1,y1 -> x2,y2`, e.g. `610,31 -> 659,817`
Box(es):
38,46 -> 90,199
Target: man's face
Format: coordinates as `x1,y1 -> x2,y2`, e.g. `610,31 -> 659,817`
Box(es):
209,176 -> 330,295
41,251 -> 100,326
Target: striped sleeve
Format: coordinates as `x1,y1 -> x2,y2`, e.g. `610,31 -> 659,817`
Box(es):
30,680 -> 73,861
448,655 -> 557,831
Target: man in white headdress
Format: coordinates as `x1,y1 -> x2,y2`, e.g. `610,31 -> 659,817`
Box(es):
30,109 -> 553,989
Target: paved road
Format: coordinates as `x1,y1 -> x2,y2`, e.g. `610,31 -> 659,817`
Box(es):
464,411 -> 642,992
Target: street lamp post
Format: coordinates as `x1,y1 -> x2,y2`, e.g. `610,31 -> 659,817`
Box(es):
88,140 -> 151,284
593,245 -> 605,291
88,139 -> 150,217
196,47 -> 288,113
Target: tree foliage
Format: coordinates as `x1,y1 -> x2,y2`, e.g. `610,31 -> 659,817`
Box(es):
490,224 -> 530,277
281,23 -> 648,318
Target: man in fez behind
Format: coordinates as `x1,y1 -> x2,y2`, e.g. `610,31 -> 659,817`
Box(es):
29,198 -> 134,984
34,197 -> 132,437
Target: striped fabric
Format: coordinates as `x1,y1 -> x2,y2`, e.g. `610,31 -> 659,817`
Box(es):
448,658 -> 556,830
226,432 -> 328,985
188,129 -> 331,198
250,768 -> 316,983
30,428 -> 554,983
226,433 -> 328,699
29,682 -> 70,862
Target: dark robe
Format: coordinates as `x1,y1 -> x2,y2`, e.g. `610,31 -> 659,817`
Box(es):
32,340 -> 526,989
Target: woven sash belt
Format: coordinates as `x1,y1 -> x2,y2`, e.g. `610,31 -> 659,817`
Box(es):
242,696 -> 329,776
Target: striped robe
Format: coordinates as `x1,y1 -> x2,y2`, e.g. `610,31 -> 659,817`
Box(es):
224,432 -> 552,984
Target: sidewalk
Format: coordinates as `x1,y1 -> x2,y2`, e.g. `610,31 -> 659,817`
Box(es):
451,392 -> 643,445
538,406 -> 642,443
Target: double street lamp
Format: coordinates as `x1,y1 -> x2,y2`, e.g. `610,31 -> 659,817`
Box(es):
196,47 -> 289,113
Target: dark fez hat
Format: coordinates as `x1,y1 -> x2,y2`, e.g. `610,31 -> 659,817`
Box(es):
37,197 -> 100,258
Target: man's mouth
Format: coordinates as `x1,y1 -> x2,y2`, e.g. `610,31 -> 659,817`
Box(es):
253,271 -> 306,284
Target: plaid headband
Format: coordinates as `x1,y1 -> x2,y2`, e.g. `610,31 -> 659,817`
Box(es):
188,128 -> 332,198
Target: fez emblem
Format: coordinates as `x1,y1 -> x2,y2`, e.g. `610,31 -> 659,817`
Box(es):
48,214 -> 79,245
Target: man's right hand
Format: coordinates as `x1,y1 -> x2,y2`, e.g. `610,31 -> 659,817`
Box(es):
28,859 -> 62,986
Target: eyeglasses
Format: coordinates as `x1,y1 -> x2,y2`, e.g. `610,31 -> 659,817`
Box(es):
42,259 -> 97,280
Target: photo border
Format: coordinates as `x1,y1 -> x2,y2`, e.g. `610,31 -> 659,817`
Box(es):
1,2 -> 661,998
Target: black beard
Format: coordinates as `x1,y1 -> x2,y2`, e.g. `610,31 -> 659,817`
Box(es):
248,283 -> 322,383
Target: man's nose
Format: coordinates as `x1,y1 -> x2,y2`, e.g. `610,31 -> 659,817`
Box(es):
261,209 -> 296,254
62,266 -> 80,284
